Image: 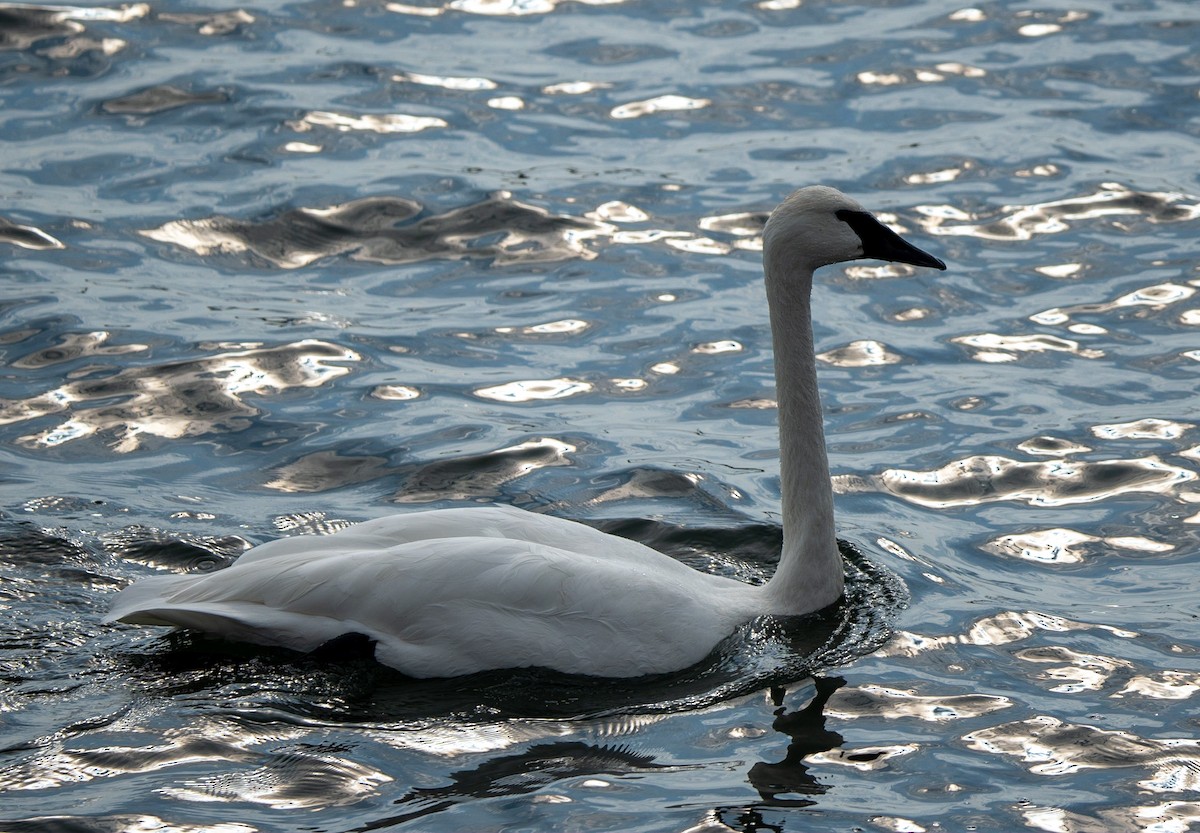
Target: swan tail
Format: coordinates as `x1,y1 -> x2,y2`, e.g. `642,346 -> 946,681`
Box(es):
105,576 -> 352,654
104,574 -> 197,625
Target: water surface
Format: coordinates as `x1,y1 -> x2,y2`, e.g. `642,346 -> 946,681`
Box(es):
3,1 -> 1200,831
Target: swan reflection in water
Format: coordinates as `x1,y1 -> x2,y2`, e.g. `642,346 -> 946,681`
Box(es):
746,676 -> 847,807
353,677 -> 847,832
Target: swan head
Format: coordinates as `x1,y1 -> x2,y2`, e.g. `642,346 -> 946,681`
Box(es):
763,186 -> 946,277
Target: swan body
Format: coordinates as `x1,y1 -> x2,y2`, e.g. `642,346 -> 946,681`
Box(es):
106,186 -> 946,678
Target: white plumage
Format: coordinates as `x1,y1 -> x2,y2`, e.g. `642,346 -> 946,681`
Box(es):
106,186 -> 945,678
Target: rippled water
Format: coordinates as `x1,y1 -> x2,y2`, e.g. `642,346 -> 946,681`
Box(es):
3,1 -> 1200,830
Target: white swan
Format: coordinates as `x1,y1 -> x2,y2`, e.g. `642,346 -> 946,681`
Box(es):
105,186 -> 945,678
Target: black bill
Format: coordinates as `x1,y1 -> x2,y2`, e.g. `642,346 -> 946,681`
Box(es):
835,208 -> 946,270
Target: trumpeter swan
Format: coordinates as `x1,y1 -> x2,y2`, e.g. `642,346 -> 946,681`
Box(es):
106,186 -> 945,678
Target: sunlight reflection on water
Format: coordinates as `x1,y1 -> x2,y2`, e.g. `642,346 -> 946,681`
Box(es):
3,0 -> 1200,831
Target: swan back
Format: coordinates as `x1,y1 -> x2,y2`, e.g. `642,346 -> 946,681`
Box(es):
106,506 -> 763,678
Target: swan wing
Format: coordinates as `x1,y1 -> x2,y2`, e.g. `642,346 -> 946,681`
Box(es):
107,531 -> 755,677
233,506 -> 660,566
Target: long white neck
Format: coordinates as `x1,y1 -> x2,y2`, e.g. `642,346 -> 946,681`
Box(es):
759,255 -> 844,614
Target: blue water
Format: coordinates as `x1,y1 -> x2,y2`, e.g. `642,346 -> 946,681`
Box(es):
3,1 -> 1200,830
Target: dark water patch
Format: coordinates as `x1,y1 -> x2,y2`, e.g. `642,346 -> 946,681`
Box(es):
0,517 -> 90,567
158,9 -> 255,37
262,436 -> 747,519
0,216 -> 63,251
100,83 -> 231,115
265,449 -> 393,494
0,2 -> 145,81
8,329 -> 147,369
0,815 -> 208,833
573,467 -> 747,525
19,153 -> 165,195
266,424 -> 490,489
262,436 -> 581,497
139,192 -> 606,269
394,437 -> 577,502
18,495 -> 110,516
542,38 -> 677,66
102,525 -> 247,573
0,5 -> 85,53
589,467 -> 719,503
